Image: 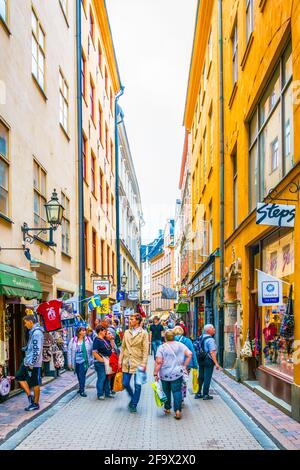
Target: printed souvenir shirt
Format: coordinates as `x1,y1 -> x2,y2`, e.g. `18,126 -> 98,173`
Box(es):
37,300 -> 62,332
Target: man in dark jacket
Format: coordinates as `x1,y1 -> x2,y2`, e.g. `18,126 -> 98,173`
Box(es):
16,315 -> 44,411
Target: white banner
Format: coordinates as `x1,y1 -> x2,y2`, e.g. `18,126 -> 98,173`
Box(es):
257,270 -> 283,306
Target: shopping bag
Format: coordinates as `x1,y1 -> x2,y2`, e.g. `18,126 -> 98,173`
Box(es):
109,352 -> 119,373
151,382 -> 164,407
113,371 -> 124,392
192,368 -> 198,394
156,380 -> 167,403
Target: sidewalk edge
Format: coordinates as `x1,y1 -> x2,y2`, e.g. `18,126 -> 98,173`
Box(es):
212,374 -> 298,451
0,370 -> 95,446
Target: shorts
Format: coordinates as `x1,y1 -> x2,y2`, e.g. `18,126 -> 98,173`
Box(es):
15,363 -> 42,388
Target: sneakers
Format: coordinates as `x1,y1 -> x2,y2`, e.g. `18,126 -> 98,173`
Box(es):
106,394 -> 115,398
203,395 -> 213,400
195,393 -> 203,399
79,392 -> 87,397
25,402 -> 40,412
128,404 -> 137,413
98,396 -> 105,400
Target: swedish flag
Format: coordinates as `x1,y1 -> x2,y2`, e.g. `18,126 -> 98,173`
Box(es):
88,295 -> 101,311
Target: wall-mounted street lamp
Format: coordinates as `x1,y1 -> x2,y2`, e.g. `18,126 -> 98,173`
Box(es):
121,272 -> 128,288
22,189 -> 64,247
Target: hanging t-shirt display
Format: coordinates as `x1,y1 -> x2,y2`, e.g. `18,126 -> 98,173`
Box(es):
37,300 -> 63,332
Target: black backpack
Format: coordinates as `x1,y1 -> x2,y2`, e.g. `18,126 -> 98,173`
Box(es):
193,335 -> 210,362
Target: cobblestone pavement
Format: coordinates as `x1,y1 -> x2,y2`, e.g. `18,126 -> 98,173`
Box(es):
213,369 -> 300,450
11,363 -> 274,450
0,369 -> 94,444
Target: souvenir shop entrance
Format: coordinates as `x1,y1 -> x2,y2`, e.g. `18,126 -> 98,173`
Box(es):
249,227 -> 295,404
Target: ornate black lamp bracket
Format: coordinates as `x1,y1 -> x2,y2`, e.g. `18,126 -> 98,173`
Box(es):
22,223 -> 56,247
265,181 -> 300,203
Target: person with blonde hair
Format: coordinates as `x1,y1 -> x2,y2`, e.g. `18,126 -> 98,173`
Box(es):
154,330 -> 192,420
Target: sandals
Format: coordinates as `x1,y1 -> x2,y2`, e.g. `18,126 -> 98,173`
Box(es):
174,410 -> 181,420
164,409 -> 171,414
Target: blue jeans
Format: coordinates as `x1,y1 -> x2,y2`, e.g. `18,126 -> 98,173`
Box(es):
161,377 -> 183,412
122,372 -> 142,407
75,362 -> 87,393
152,340 -> 162,360
198,358 -> 215,396
94,362 -> 111,397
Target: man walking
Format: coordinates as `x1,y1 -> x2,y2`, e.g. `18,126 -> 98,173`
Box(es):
119,313 -> 149,413
16,315 -> 44,411
149,316 -> 164,359
195,324 -> 220,400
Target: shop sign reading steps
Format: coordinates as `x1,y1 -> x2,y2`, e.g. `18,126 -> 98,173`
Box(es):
256,203 -> 295,228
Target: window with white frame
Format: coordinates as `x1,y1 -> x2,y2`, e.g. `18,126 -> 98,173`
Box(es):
0,120 -> 9,216
249,41 -> 293,211
59,70 -> 69,132
246,0 -> 254,43
232,22 -> 238,86
33,160 -> 47,236
61,192 -> 70,255
32,9 -> 45,90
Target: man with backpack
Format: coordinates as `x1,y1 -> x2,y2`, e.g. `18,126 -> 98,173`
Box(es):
194,324 -> 221,400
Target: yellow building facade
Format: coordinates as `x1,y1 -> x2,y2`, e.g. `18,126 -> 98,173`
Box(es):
184,0 -> 222,342
81,0 -> 121,307
184,0 -> 300,420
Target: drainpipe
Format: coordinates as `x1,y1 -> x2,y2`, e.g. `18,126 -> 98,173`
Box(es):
76,0 -> 85,317
218,0 -> 225,366
115,87 -> 125,296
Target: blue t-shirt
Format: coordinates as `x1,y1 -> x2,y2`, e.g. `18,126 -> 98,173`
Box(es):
202,334 -> 217,355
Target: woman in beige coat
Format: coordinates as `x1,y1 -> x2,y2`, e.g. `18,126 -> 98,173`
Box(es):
119,313 -> 149,413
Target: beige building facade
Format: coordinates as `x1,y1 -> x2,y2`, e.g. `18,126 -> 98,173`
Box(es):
0,0 -> 78,383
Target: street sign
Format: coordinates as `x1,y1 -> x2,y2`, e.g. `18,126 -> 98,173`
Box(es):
180,287 -> 188,297
141,300 -> 151,305
93,280 -> 110,296
117,291 -> 126,301
256,203 -> 295,227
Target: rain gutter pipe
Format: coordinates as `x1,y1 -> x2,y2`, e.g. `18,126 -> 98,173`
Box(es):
76,0 -> 86,317
115,86 -> 125,296
218,0 -> 225,366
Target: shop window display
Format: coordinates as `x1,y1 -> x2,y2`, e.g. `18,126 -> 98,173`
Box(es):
261,229 -> 294,378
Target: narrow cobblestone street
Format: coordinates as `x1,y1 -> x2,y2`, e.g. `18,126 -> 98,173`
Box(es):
0,361 -> 278,451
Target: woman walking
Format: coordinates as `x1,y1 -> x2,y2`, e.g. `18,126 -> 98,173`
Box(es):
92,325 -> 115,400
154,330 -> 192,420
67,327 -> 93,397
173,326 -> 198,405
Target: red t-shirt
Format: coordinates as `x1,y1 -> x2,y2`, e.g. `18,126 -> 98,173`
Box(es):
37,300 -> 62,332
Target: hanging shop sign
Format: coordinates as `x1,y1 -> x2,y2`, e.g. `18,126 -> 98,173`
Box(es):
188,262 -> 215,296
128,290 -> 139,301
141,300 -> 151,305
256,203 -> 295,228
257,270 -> 283,306
112,302 -> 121,314
180,288 -> 188,297
93,280 -> 110,296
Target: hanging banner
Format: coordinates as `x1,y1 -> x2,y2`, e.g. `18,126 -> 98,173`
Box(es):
117,291 -> 126,301
257,270 -> 283,306
256,203 -> 295,228
97,297 -> 109,315
112,302 -> 121,314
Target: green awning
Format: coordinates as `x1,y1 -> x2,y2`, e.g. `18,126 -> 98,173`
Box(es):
176,302 -> 189,314
0,263 -> 42,300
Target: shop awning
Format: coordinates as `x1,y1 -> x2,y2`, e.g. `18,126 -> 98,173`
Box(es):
176,302 -> 189,314
0,263 -> 42,300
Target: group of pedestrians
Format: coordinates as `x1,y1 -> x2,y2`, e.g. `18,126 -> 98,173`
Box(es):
17,312 -> 220,421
